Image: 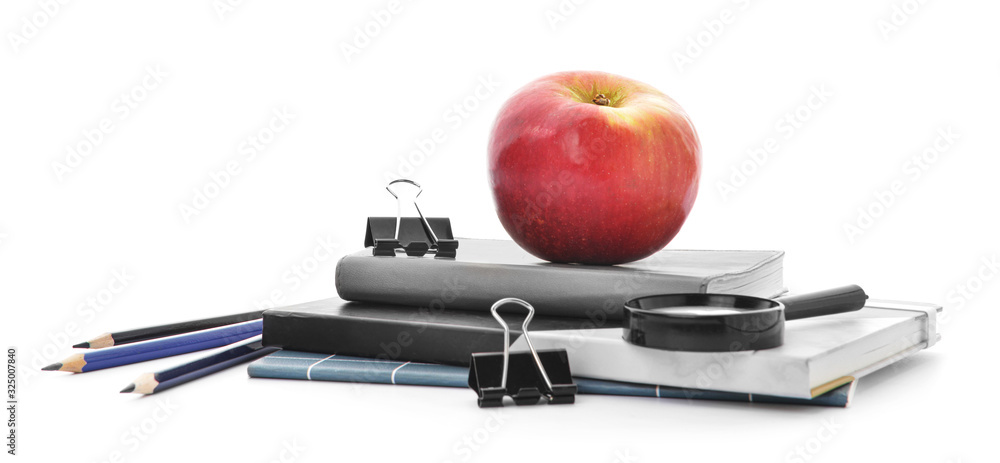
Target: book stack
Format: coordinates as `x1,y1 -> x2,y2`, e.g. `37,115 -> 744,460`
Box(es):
248,238 -> 941,407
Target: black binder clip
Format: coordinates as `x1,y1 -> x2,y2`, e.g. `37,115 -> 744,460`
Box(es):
364,179 -> 459,258
468,298 -> 577,408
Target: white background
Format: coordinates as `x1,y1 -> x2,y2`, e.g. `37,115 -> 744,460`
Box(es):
2,0 -> 997,461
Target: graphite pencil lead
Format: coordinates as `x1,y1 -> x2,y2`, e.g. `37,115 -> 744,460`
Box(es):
41,362 -> 62,371
72,342 -> 90,349
120,384 -> 136,393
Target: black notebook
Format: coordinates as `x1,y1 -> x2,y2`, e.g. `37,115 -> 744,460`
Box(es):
262,298 -> 587,366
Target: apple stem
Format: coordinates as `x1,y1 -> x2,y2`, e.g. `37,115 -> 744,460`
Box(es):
592,94 -> 610,106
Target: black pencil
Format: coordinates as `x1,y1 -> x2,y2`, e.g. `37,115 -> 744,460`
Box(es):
120,336 -> 278,394
73,309 -> 265,348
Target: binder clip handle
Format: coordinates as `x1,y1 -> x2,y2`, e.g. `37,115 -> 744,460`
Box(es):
386,179 -> 443,246
490,298 -> 555,395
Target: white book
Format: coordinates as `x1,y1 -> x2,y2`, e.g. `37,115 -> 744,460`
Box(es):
510,299 -> 940,399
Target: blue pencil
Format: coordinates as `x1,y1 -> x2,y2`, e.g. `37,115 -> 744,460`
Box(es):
42,319 -> 262,373
121,336 -> 278,394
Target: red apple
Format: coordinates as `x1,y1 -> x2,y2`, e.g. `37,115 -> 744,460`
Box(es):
488,71 -> 701,265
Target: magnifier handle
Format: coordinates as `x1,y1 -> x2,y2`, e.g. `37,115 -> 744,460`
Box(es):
778,285 -> 868,321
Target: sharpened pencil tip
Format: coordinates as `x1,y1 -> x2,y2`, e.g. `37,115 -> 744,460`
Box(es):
120,384 -> 136,393
72,342 -> 90,349
42,363 -> 63,371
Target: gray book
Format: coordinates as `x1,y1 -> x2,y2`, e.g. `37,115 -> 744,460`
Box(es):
335,238 -> 784,320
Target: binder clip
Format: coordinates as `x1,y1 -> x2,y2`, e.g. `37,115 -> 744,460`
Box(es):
364,179 -> 459,258
468,298 -> 577,408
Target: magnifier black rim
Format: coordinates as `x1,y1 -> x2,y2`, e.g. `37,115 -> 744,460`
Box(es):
622,293 -> 786,352
624,293 -> 783,319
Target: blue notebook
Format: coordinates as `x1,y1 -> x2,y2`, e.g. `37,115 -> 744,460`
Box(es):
248,350 -> 855,407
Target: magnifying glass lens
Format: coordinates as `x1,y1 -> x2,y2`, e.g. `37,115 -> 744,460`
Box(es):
649,307 -> 750,317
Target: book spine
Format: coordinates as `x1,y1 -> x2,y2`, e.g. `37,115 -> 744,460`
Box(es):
261,309 -> 509,367
247,352 -> 850,407
248,354 -> 469,387
335,255 -> 706,321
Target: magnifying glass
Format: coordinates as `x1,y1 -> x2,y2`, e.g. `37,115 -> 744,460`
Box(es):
622,285 -> 868,352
